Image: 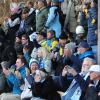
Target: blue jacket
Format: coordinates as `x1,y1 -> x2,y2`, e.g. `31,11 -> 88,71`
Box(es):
45,6 -> 61,38
78,50 -> 94,62
7,65 -> 27,94
87,7 -> 97,46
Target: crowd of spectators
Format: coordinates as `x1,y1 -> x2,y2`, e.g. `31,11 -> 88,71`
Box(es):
0,0 -> 99,100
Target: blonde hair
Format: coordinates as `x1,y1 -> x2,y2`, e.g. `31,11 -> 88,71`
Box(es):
38,47 -> 50,59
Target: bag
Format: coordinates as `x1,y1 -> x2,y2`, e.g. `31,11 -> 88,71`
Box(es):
55,7 -> 66,30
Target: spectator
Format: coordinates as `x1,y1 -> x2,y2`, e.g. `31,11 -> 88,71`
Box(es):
36,0 -> 48,32
36,31 -> 47,47
46,30 -> 58,52
87,1 -> 97,57
75,25 -> 86,45
14,34 -> 23,55
31,68 -> 61,100
1,41 -> 17,67
84,65 -> 100,100
37,47 -> 52,73
21,59 -> 39,100
77,41 -> 94,62
31,39 -> 41,60
63,0 -> 81,36
0,57 -> 29,100
61,57 -> 96,100
21,34 -> 34,54
45,0 -> 61,38
3,6 -> 20,45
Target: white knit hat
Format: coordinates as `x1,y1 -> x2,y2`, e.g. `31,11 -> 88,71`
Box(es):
29,59 -> 39,68
89,65 -> 100,73
76,25 -> 85,34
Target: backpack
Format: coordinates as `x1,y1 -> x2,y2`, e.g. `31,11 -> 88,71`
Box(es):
55,7 -> 66,30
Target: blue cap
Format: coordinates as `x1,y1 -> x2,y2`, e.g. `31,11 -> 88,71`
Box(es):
78,41 -> 90,48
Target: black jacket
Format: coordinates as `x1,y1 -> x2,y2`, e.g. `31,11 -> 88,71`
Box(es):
84,81 -> 100,100
31,76 -> 61,100
1,44 -> 17,67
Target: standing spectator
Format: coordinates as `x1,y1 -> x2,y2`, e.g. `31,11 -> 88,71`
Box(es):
36,0 -> 48,32
87,1 -> 97,56
45,0 -> 61,38
63,0 -> 81,36
3,6 -> 20,45
75,25 -> 86,45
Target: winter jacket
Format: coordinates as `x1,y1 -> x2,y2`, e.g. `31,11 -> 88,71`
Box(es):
36,7 -> 48,32
87,7 -> 97,46
6,65 -> 27,94
45,6 -> 61,38
31,76 -> 61,100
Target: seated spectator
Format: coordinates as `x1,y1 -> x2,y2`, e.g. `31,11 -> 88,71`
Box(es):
31,68 -> 61,100
61,57 -> 96,100
21,34 -> 34,55
21,59 -> 39,100
23,45 -> 31,63
84,65 -> 100,100
56,42 -> 81,75
58,32 -> 68,56
0,57 -> 29,100
37,47 -> 52,74
31,39 -> 41,60
77,41 -> 94,62
36,31 -> 47,47
46,30 -> 58,52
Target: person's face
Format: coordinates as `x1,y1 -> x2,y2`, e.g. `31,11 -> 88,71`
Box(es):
21,37 -> 28,45
82,60 -> 92,72
90,72 -> 100,81
34,1 -> 38,9
31,62 -> 39,74
16,58 -> 24,69
37,49 -> 42,58
47,32 -> 53,39
64,48 -> 72,56
38,1 -> 44,9
22,13 -> 28,19
77,33 -> 83,38
59,39 -> 67,48
46,0 -> 51,6
77,47 -> 87,54
36,35 -> 44,42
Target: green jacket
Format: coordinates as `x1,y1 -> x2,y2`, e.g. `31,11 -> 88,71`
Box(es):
36,7 -> 48,32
